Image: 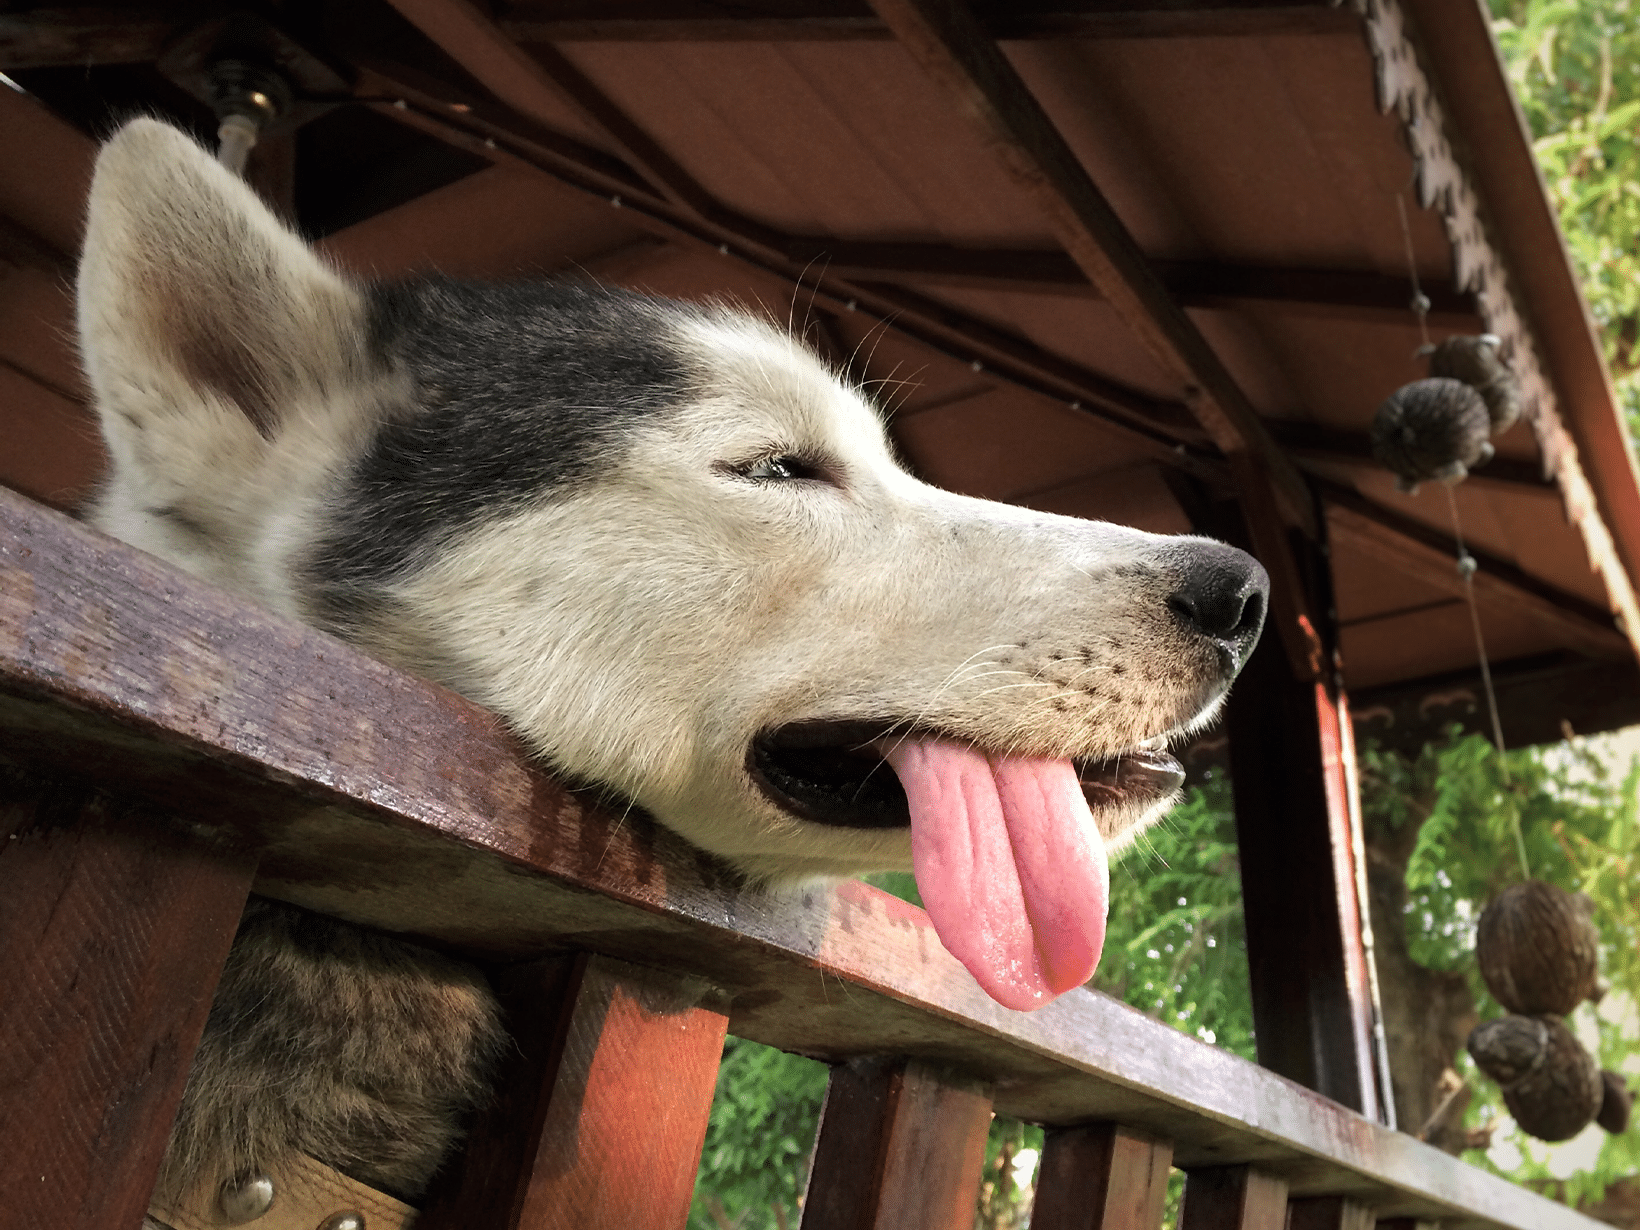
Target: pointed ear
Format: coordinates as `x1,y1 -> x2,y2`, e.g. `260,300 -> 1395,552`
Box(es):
78,119 -> 369,444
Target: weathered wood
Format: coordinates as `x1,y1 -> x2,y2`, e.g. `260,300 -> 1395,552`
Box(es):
0,770 -> 255,1230
802,1059 -> 992,1230
0,488 -> 1611,1230
1179,1166 -> 1289,1230
1227,632 -> 1384,1120
1030,1122 -> 1173,1230
1287,1194 -> 1377,1230
500,1 -> 1359,42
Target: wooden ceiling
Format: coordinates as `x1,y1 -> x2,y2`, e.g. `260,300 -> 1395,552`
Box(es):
3,0 -> 1638,748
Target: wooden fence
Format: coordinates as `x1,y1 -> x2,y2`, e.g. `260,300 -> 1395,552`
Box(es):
0,484 -> 1608,1230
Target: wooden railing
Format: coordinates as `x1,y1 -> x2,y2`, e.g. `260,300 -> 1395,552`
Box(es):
0,484 -> 1606,1230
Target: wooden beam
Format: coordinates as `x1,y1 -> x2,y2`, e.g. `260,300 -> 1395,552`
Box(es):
784,241 -> 1479,324
0,7 -> 180,70
0,772 -> 255,1230
1320,481 -> 1628,659
1267,421 -> 1552,491
801,1059 -> 992,1230
500,1 -> 1359,43
1179,1167 -> 1289,1230
0,214 -> 72,277
420,954 -> 728,1230
1030,1122 -> 1173,1230
0,487 -> 1610,1230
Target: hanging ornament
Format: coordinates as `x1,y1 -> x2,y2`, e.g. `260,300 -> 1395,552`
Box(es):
1426,333 -> 1522,434
1467,1015 -> 1604,1142
1598,1070 -> 1633,1134
1370,377 -> 1493,492
1475,880 -> 1601,1016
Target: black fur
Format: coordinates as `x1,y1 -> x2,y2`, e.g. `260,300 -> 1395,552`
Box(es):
306,277 -> 698,624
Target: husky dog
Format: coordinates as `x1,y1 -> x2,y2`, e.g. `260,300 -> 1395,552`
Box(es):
80,120 -> 1267,1207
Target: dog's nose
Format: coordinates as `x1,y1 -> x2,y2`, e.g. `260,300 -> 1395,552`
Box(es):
1167,543 -> 1269,671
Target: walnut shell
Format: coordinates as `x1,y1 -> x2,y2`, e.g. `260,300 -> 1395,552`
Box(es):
1598,1069 -> 1632,1134
1370,377 -> 1493,492
1468,1015 -> 1603,1142
1428,334 -> 1522,433
1476,880 -> 1600,1015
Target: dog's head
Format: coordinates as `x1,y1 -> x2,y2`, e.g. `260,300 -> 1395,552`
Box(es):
80,120 -> 1267,1009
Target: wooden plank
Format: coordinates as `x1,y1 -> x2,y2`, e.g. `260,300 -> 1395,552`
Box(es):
1030,1122 -> 1173,1230
1287,1195 -> 1377,1230
802,1059 -> 992,1230
500,1 -> 1359,43
0,487 -> 1609,1230
0,769 -> 255,1230
1226,632 -> 1384,1120
1267,422 -> 1549,491
1180,1166 -> 1290,1230
422,953 -> 727,1230
1321,482 -> 1628,659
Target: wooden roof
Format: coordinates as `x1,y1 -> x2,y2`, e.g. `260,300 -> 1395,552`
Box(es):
2,0 -> 1638,750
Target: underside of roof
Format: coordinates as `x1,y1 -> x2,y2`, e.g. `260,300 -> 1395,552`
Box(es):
2,0 -> 1638,751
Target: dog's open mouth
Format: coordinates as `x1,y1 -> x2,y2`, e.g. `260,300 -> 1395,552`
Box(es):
751,720 -> 1186,1013
750,719 -> 1185,830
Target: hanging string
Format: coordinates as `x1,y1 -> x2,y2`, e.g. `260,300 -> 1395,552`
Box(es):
1395,193 -> 1434,352
1441,484 -> 1531,880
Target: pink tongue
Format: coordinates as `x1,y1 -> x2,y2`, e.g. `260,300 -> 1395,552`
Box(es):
880,738 -> 1109,1011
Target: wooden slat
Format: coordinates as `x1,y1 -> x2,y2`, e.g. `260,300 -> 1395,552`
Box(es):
423,953 -> 727,1230
1287,1194 -> 1377,1230
0,488 -> 1610,1230
1321,482 -> 1628,659
1268,421 -> 1550,491
802,1058 -> 992,1230
0,770 -> 255,1230
1180,1166 -> 1290,1230
499,1 -> 1359,42
1030,1122 -> 1173,1230
862,0 -> 1322,679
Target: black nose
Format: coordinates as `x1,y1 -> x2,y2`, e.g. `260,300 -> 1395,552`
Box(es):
1166,543 -> 1269,671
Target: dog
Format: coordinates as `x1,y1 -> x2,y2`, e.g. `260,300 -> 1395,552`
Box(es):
77,119 -> 1268,1215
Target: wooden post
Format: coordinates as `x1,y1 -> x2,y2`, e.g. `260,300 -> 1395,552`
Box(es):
1226,620 -> 1385,1119
1179,1166 -> 1288,1230
1287,1195 -> 1377,1230
417,952 -> 729,1230
802,1057 -> 993,1230
1030,1122 -> 1172,1230
0,772 -> 255,1230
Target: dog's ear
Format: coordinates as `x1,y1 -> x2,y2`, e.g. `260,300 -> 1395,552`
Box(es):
78,119 -> 369,445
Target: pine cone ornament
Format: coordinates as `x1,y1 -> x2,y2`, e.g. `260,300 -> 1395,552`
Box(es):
1428,334 -> 1522,434
1468,1015 -> 1603,1142
1370,377 -> 1493,493
1476,880 -> 1601,1015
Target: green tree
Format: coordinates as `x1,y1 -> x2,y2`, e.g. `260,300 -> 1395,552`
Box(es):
1489,0 -> 1640,440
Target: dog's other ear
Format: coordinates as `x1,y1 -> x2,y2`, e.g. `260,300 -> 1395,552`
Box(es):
79,119 -> 369,447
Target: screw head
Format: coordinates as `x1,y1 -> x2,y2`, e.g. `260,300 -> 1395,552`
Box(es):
218,1174 -> 275,1223
316,1214 -> 365,1230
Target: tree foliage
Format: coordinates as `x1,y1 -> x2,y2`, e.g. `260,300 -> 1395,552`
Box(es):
1489,0 -> 1640,439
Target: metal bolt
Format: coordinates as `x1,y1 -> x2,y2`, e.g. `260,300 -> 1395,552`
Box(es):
218,1174 -> 275,1223
316,1214 -> 365,1230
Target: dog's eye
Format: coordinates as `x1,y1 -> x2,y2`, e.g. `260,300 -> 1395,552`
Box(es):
740,454 -> 823,483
